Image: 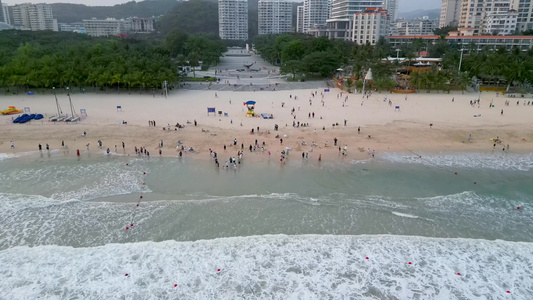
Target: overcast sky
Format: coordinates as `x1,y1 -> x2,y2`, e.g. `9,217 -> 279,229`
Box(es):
3,0 -> 442,12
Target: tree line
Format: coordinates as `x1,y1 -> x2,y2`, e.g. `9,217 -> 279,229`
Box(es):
0,30 -> 226,93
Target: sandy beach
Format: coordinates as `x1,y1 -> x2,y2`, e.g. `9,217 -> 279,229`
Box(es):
1,85 -> 532,162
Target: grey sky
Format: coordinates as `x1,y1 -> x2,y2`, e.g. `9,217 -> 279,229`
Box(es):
4,0 -> 442,12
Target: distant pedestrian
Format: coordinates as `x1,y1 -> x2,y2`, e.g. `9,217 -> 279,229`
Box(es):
10,141 -> 14,149
38,144 -> 42,151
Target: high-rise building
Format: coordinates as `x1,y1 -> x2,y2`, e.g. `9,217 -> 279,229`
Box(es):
219,0 -> 248,40
511,0 -> 533,32
258,0 -> 292,34
130,17 -> 155,33
352,7 -> 390,44
2,3 -> 11,26
458,0 -> 511,35
392,16 -> 439,36
439,0 -> 462,28
330,0 -> 383,19
11,3 -> 57,31
303,0 -> 330,32
481,9 -> 518,35
296,5 -> 304,32
0,0 -> 4,23
384,0 -> 398,21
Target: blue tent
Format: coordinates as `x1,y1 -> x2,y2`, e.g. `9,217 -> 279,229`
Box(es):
245,101 -> 256,105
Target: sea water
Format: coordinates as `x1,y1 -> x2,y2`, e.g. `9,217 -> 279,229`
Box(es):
0,151 -> 532,299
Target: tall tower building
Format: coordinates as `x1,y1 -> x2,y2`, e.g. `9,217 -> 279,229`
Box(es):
258,0 -> 292,34
219,0 -> 248,40
511,0 -> 533,32
296,5 -> 304,32
439,0 -> 462,28
352,7 -> 389,44
458,0 -> 510,35
303,0 -> 330,32
0,0 -> 4,23
330,0 -> 383,19
384,0 -> 397,21
12,3 -> 57,31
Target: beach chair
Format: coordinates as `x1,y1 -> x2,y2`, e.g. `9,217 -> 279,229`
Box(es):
395,106 -> 400,111
117,106 -> 122,112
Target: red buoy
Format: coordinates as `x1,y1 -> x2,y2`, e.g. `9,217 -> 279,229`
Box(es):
140,196 -> 143,199
174,284 -> 177,287
217,269 -> 221,272
454,172 -> 457,175
126,227 -> 129,230
365,257 -> 369,259
143,182 -> 145,185
126,163 -> 129,166
457,273 -> 461,275
419,156 -> 421,158
408,262 -> 412,265
474,182 -> 477,184
143,172 -> 146,175
136,204 -> 139,207
130,224 -> 134,226
506,291 -> 511,293
517,207 -> 520,209
125,273 -> 129,276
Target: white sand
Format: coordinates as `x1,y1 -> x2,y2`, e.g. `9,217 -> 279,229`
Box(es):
1,88 -> 532,161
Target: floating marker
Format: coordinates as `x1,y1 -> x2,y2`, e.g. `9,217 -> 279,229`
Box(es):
130,224 -> 134,226
217,269 -> 221,272
365,257 -> 369,259
143,182 -> 145,185
140,196 -> 143,199
408,262 -> 412,265
517,207 -> 520,209
126,227 -> 129,230
125,273 -> 129,276
136,204 -> 139,207
506,291 -> 511,293
419,156 -> 421,158
143,172 -> 146,175
474,182 -> 477,184
454,172 -> 457,175
457,273 -> 461,275
126,163 -> 129,166
174,284 -> 177,287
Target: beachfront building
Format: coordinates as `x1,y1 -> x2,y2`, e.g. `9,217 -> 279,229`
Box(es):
302,0 -> 330,33
392,16 -> 439,36
130,17 -> 155,33
439,0 -> 462,28
258,0 -> 293,34
11,3 -> 58,31
480,9 -> 518,35
59,22 -> 85,33
511,0 -> 533,32
83,18 -> 126,37
459,0 -> 511,35
296,5 -> 304,32
352,7 -> 390,44
389,34 -> 533,51
0,0 -> 4,24
2,3 -> 11,26
383,0 -> 398,21
219,0 -> 248,40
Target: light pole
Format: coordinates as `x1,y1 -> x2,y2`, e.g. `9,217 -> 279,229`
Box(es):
395,48 -> 401,60
458,48 -> 465,72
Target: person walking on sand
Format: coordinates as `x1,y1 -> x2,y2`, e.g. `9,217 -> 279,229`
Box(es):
10,141 -> 14,149
318,154 -> 322,162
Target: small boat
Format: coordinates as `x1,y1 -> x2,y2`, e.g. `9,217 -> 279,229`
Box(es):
1,106 -> 23,115
34,114 -> 44,120
18,114 -> 36,123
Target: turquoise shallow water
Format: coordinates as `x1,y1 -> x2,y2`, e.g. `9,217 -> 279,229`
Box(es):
0,151 -> 532,298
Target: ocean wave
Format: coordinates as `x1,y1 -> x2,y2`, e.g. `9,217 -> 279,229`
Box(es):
382,152 -> 533,171
0,235 -> 531,299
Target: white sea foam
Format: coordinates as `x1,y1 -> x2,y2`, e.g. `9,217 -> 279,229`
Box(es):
382,152 -> 533,171
392,211 -> 419,219
0,235 -> 531,299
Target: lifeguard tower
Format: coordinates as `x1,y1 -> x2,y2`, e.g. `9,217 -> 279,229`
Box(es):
244,101 -> 256,117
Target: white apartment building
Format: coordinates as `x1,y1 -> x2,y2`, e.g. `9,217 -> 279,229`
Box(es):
11,3 -> 57,31
384,0 -> 398,20
219,0 -> 248,40
481,9 -> 518,34
330,0 -> 383,19
439,0 -> 462,28
392,17 -> 438,36
83,18 -> 126,37
258,0 -> 292,34
352,7 -> 390,44
511,0 -> 533,31
130,17 -> 155,33
459,0 -> 511,35
297,5 -> 304,32
303,0 -> 330,32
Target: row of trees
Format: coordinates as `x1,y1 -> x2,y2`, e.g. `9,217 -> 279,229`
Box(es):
0,30 -> 226,92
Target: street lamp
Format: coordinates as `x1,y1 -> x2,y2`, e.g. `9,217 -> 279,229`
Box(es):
458,48 -> 465,72
395,48 -> 401,60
